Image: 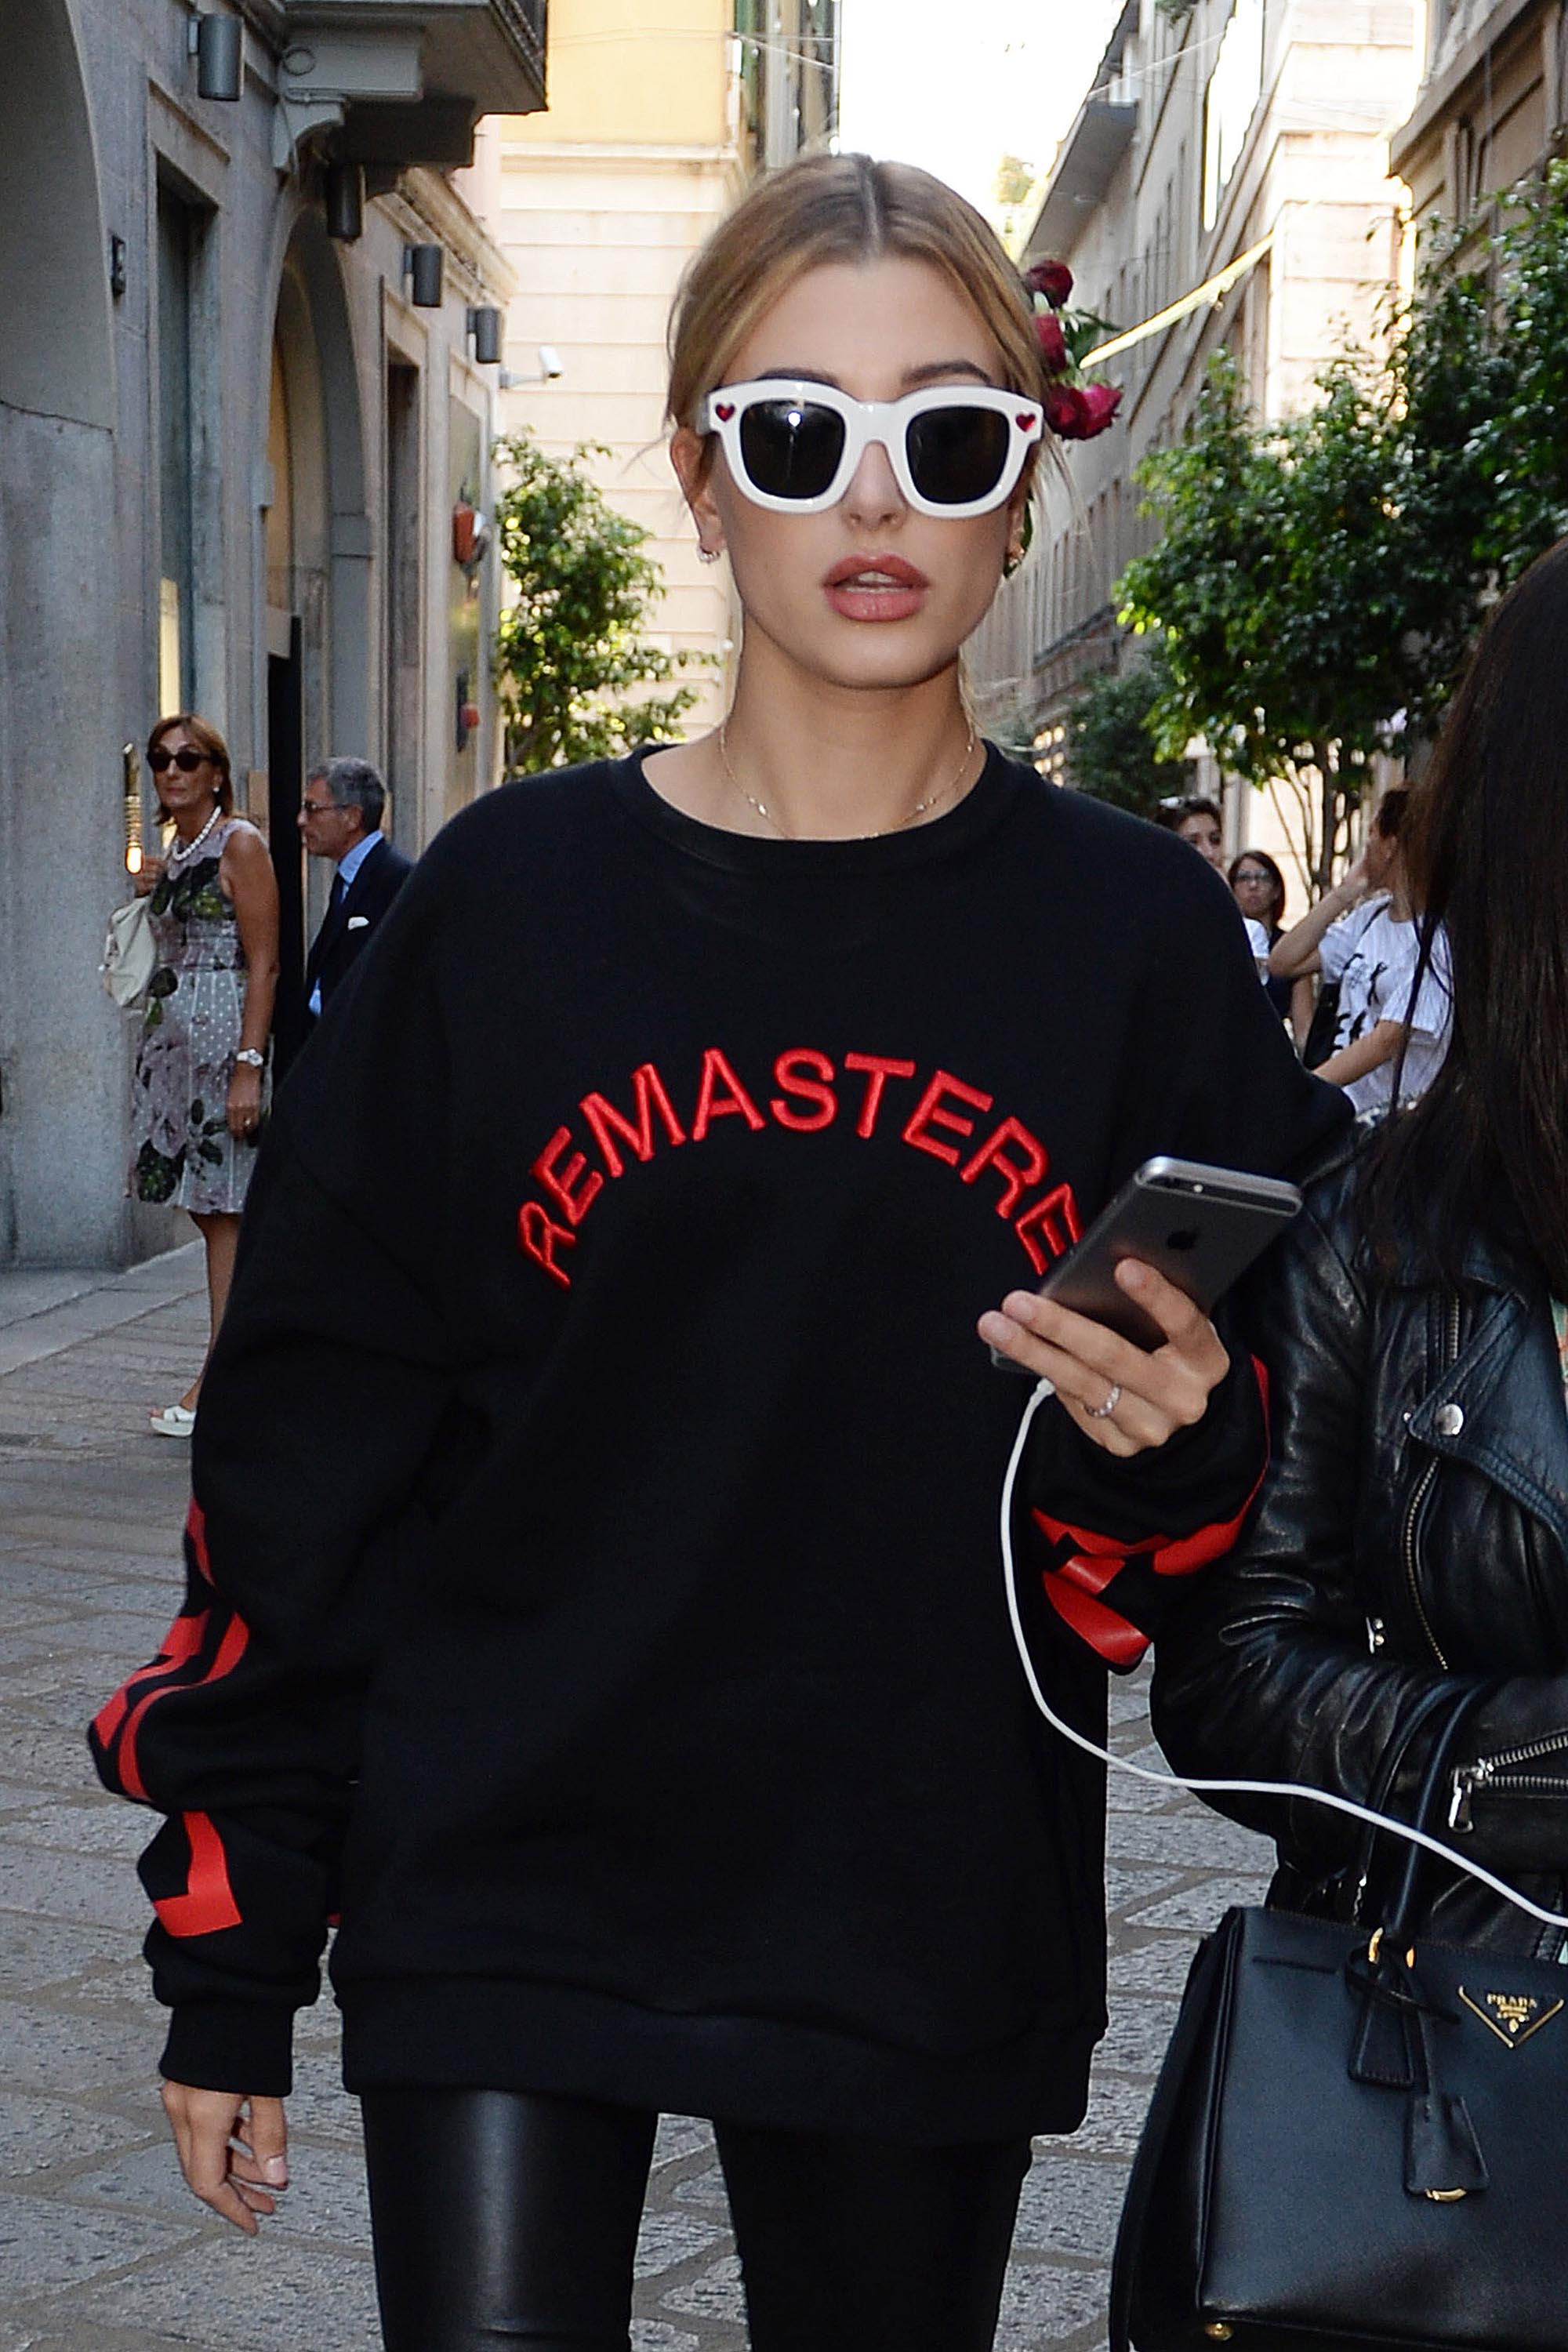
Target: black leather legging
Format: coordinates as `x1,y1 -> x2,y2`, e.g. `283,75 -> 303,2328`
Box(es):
362,2087 -> 1032,2352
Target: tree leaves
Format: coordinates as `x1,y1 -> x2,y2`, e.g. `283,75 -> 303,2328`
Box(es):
1114,162 -> 1568,886
492,430 -> 710,773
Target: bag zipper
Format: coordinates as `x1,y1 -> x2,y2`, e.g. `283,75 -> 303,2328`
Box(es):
1401,1291 -> 1461,1671
1450,1730 -> 1568,1831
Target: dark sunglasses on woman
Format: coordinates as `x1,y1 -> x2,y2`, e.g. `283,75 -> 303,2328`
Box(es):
149,747 -> 211,774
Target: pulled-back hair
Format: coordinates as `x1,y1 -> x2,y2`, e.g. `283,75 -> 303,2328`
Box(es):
1369,538 -> 1568,1297
666,152 -> 1048,448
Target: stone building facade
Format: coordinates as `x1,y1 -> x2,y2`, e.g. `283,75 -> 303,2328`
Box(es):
1393,0 -> 1567,223
0,0 -> 545,1269
967,0 -> 1420,887
476,0 -> 839,744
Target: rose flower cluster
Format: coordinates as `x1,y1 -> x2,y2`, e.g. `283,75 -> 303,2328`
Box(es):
1024,260 -> 1122,442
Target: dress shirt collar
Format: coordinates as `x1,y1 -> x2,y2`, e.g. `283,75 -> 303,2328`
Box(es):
336,829 -> 383,891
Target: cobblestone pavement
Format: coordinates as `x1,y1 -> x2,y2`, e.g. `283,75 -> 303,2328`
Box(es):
0,1250 -> 1274,2350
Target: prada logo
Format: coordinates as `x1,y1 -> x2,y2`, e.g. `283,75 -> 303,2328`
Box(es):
1457,1987 -> 1564,2048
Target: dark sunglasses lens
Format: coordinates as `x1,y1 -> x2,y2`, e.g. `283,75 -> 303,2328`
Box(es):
737,399 -> 845,499
906,405 -> 1011,505
150,748 -> 205,772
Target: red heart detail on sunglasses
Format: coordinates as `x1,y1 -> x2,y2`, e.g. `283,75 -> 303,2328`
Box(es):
1016,412 -> 1037,430
714,402 -> 735,421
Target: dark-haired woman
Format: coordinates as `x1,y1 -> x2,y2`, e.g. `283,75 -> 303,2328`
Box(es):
1154,539 -> 1568,1956
1229,851 -> 1312,1044
129,715 -> 279,1435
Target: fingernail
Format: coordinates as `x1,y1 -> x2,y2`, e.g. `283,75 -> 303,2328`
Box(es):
262,2157 -> 289,2185
1119,1261 -> 1148,1288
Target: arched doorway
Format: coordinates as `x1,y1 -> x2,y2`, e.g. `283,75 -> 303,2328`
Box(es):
0,0 -> 117,1262
263,216 -> 369,1071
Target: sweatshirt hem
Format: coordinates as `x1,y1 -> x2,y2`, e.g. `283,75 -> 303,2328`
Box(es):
338,1976 -> 1100,2146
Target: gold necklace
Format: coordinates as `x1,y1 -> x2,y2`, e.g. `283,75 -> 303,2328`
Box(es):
717,720 -> 977,841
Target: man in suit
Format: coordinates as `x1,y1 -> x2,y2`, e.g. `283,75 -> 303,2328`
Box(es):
299,758 -> 412,1027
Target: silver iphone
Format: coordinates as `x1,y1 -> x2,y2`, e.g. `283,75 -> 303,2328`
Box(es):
992,1156 -> 1303,1364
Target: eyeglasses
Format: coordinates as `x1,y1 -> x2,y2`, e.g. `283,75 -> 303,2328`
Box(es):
1232,868 -> 1273,884
299,797 -> 339,815
698,380 -> 1042,517
148,746 -> 211,775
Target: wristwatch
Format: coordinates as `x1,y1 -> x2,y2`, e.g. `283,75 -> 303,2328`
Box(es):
234,1047 -> 265,1069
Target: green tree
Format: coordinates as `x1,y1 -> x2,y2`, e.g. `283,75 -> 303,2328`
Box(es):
1064,641 -> 1191,818
493,430 -> 704,773
1116,160 -> 1568,890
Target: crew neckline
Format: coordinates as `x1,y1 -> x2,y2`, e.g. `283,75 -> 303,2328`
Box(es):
608,740 -> 1026,877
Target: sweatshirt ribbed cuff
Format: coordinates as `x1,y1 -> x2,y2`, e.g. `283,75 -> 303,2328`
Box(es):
160,2002 -> 296,2097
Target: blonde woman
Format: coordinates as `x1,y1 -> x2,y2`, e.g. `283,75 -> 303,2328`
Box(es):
93,158 -> 1345,2351
129,714 -> 278,1434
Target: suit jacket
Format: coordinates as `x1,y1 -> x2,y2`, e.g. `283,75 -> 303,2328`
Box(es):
304,837 -> 412,1017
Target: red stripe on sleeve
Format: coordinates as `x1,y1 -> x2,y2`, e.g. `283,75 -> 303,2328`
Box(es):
1029,1356 -> 1270,1666
152,1810 -> 242,1937
112,1610 -> 250,1802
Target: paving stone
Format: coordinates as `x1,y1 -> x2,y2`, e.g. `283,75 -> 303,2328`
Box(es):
64,2235 -> 380,2351
995,2254 -> 1112,2347
0,2185 -> 194,2293
1094,1994 -> 1181,2074
1125,1873 -> 1270,1929
634,2206 -> 728,2278
0,2090 -> 153,2175
1014,2148 -> 1127,2260
658,2252 -> 747,2324
0,1846 -> 150,1933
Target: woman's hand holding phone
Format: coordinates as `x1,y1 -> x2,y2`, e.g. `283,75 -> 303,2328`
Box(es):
977,1261 -> 1230,1457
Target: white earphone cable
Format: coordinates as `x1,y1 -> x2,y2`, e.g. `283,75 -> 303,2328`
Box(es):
1001,1378 -> 1568,1934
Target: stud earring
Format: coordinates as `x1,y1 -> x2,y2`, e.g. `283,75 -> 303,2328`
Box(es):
698,545 -> 720,564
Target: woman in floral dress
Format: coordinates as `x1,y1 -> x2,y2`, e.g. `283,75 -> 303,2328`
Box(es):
130,716 -> 279,1436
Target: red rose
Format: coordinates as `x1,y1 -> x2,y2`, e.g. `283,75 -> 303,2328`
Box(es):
1043,380 -> 1092,438
1025,259 -> 1074,307
1077,381 -> 1123,437
1042,379 -> 1123,441
1033,310 -> 1068,372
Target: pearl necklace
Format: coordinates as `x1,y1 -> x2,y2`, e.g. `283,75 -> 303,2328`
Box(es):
165,804 -> 223,867
717,722 -> 977,841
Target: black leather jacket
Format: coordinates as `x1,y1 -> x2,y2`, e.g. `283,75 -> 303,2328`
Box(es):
1152,1143 -> 1568,1958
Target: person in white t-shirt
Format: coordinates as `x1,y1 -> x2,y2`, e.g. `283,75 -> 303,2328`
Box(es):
1269,788 -> 1452,1112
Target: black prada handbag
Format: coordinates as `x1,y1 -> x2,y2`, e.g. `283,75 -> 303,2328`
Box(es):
1111,1700 -> 1568,2352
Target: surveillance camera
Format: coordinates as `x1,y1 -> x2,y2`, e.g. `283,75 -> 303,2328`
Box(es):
538,344 -> 562,380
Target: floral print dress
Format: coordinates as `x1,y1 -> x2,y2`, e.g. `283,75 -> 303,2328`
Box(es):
129,820 -> 263,1214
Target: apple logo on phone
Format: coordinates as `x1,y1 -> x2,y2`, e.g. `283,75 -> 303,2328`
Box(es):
1166,1227 -> 1200,1252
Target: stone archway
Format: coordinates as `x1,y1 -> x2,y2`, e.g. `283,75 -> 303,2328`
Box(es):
263,213 -> 371,1067
0,0 -> 118,1263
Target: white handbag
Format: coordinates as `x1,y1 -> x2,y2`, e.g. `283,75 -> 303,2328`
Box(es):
100,895 -> 157,1009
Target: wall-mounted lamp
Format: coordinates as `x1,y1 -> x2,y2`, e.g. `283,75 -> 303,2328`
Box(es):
498,344 -> 564,390
189,12 -> 244,102
325,161 -> 365,242
404,244 -> 444,308
467,307 -> 503,365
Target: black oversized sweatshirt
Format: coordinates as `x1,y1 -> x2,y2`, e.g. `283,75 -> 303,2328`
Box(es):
90,749 -> 1348,2143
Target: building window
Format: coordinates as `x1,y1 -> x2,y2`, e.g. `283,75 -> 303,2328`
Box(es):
1202,0 -> 1265,233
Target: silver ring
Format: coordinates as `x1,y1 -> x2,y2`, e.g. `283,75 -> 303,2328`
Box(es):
1087,1381 -> 1123,1421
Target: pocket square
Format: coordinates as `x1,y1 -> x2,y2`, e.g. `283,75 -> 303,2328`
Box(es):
347,914 -> 370,931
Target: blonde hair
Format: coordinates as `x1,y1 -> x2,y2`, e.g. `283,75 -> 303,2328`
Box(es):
667,153 -> 1048,448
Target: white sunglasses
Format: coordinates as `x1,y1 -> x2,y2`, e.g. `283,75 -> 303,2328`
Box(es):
698,379 -> 1043,518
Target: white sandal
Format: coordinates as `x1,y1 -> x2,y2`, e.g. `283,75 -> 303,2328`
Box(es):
149,1403 -> 197,1438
